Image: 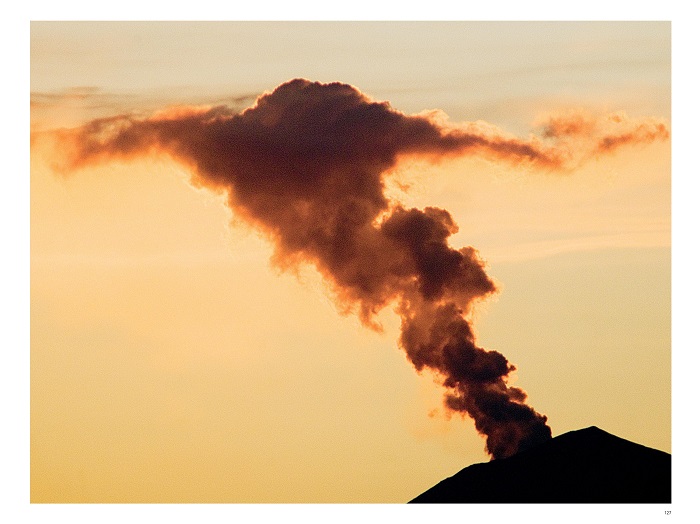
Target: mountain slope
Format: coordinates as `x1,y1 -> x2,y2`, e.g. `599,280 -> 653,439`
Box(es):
410,426 -> 671,503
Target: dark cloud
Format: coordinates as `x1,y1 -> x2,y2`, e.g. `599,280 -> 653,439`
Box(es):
42,79 -> 669,458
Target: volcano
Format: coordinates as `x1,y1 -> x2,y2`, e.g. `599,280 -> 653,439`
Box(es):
409,426 -> 671,503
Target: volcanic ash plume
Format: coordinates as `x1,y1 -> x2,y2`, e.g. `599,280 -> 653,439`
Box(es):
42,79 -> 669,458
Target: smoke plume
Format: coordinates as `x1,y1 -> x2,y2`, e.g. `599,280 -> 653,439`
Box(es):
41,79 -> 669,459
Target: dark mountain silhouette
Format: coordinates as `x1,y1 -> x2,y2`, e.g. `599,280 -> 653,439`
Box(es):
410,426 -> 671,503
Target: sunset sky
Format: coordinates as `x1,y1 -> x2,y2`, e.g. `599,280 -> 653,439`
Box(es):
29,21 -> 673,504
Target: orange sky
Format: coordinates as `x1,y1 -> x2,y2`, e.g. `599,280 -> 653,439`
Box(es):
29,21 -> 672,504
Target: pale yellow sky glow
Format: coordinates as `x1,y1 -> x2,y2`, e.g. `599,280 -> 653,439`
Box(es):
30,21 -> 671,504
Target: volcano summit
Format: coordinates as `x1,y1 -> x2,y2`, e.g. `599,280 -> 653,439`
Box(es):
410,426 -> 671,503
